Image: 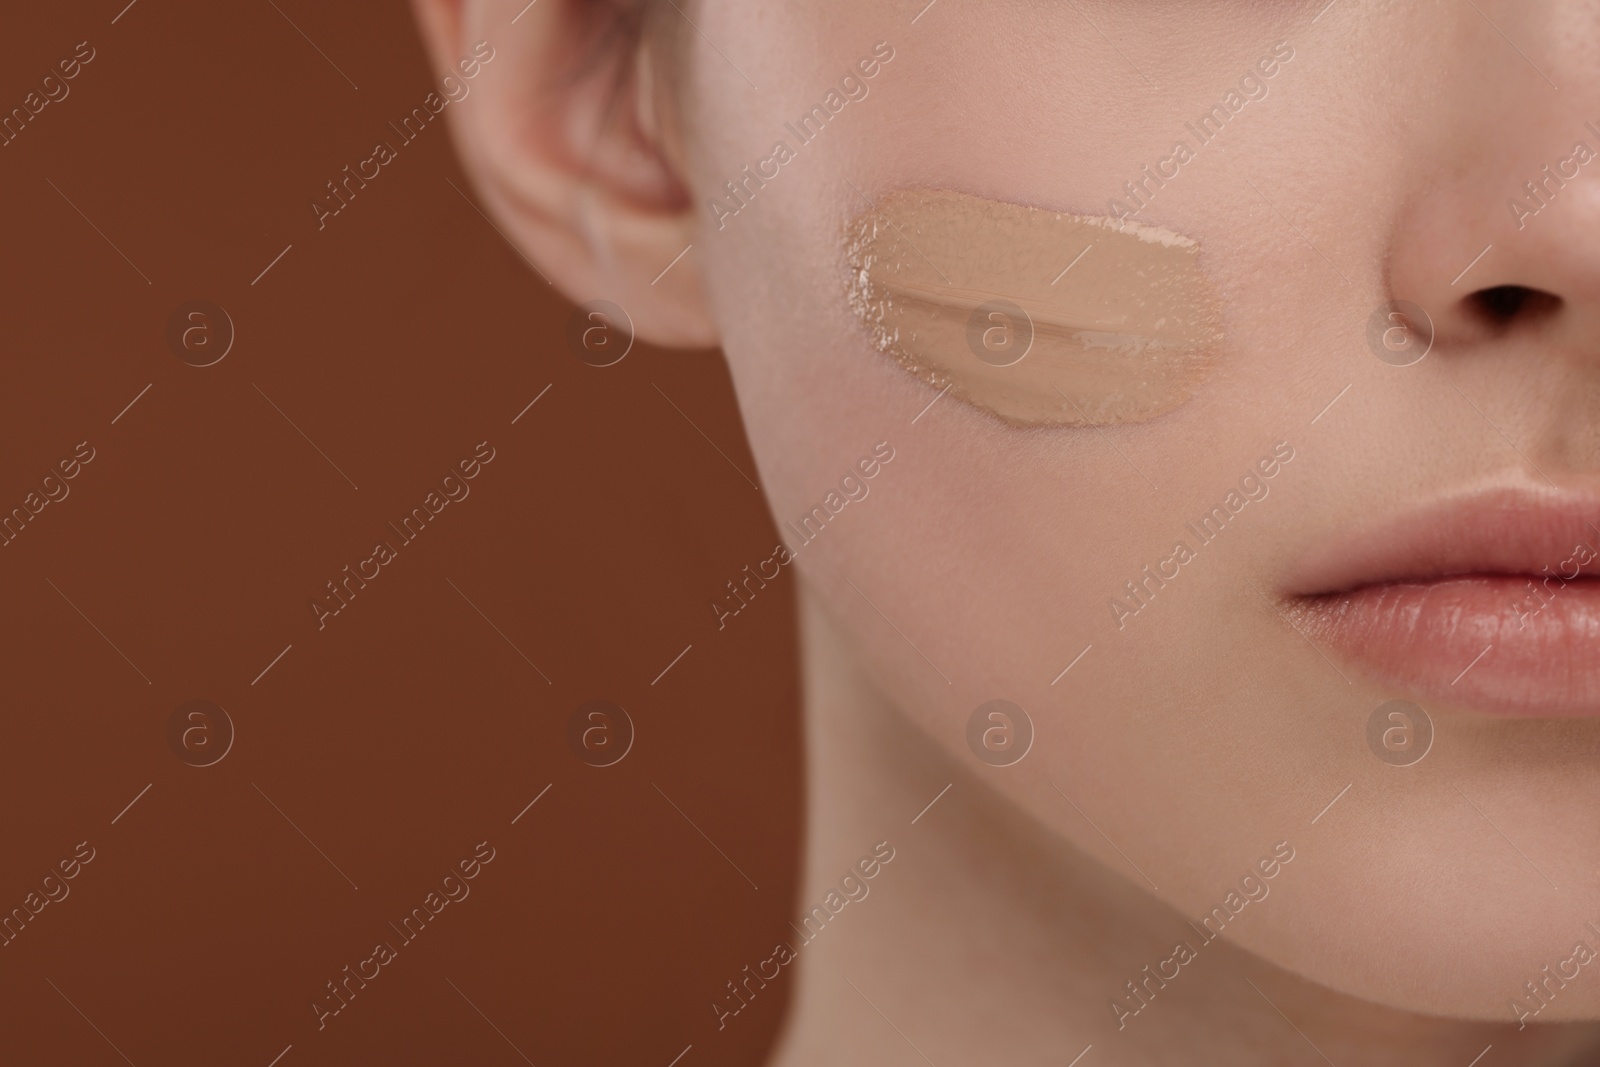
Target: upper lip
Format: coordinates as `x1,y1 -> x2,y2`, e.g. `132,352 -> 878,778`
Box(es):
1285,484 -> 1600,596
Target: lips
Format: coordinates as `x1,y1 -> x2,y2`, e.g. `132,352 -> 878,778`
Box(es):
1284,487 -> 1600,717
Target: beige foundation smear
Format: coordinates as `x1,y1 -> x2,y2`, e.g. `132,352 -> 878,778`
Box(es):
844,188 -> 1223,426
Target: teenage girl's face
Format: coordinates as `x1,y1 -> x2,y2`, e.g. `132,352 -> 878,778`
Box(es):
431,0 -> 1600,1025
672,0 -> 1600,1022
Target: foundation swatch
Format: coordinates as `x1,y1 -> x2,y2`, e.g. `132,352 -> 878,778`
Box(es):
844,188 -> 1223,426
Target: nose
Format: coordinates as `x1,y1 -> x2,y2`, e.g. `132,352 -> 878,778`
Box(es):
1385,5 -> 1600,356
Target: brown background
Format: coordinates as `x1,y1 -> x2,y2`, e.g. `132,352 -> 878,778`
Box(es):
0,2 -> 800,1063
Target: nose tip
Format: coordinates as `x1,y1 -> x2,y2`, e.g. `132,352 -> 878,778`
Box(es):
1388,143 -> 1600,353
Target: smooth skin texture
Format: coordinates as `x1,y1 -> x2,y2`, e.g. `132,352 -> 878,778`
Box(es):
414,0 -> 1600,1062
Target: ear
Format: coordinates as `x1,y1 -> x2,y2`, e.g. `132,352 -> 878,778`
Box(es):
410,0 -> 716,347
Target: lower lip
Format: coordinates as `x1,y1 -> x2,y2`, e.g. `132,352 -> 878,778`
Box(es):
1290,576 -> 1600,717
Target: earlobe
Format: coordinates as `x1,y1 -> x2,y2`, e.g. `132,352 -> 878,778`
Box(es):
409,0 -> 718,348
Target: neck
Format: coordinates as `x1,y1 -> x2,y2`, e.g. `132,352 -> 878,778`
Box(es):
767,586 -> 1598,1066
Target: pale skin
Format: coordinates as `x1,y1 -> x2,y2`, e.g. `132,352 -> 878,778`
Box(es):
413,0 -> 1600,1062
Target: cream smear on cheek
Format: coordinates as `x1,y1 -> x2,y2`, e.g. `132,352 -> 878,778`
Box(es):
844,188 -> 1224,426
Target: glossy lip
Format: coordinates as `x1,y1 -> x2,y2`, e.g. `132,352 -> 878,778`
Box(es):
1284,485 -> 1600,717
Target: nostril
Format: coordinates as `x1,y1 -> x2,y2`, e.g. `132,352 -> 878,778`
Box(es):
1466,284 -> 1560,329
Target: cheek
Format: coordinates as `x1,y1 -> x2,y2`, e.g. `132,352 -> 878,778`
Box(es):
842,188 -> 1222,428
686,0 -> 1441,1016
